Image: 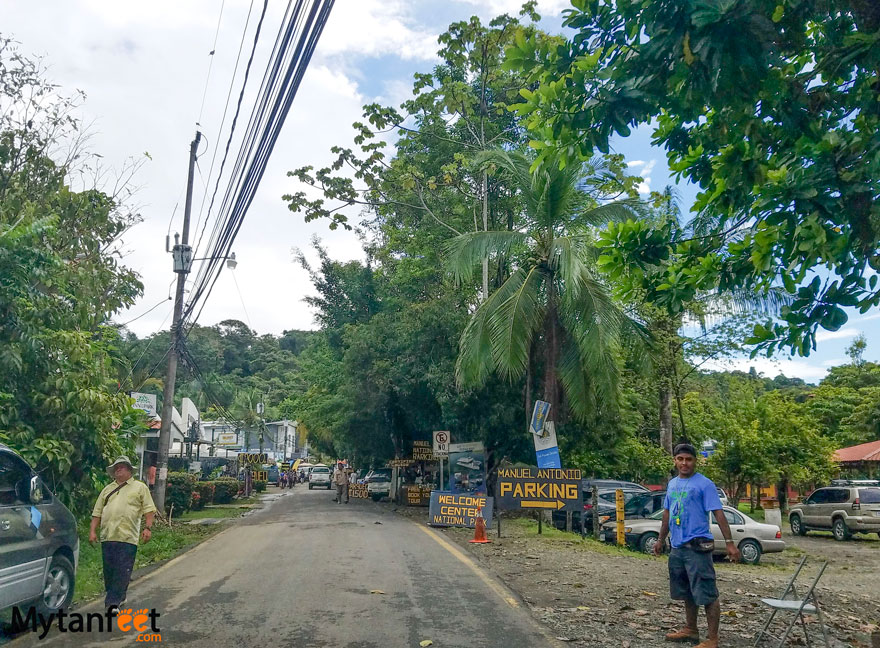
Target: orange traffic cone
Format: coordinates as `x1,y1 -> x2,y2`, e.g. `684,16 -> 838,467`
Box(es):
469,507 -> 491,544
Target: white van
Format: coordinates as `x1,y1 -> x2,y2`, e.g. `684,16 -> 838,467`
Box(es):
308,464 -> 332,490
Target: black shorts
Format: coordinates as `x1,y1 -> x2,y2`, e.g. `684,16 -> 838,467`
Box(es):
668,545 -> 718,606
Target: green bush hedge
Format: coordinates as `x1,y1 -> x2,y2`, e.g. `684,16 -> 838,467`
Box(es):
213,477 -> 240,504
192,481 -> 215,510
254,480 -> 267,493
166,472 -> 196,516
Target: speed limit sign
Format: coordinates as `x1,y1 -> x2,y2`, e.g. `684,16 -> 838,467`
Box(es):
433,430 -> 450,458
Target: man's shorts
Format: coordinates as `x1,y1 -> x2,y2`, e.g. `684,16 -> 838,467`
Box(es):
668,545 -> 718,606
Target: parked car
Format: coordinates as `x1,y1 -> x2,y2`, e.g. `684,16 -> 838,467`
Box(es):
600,506 -> 785,564
308,464 -> 332,490
0,444 -> 79,616
605,490 -> 667,523
789,481 -> 880,541
717,488 -> 729,507
365,469 -> 392,501
553,480 -> 649,532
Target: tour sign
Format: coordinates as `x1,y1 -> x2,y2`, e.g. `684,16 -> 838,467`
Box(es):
495,466 -> 582,511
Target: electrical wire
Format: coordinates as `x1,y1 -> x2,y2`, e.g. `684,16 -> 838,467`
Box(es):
230,269 -> 252,328
183,0 -> 335,334
193,0 -> 260,260
117,296 -> 173,328
196,0 -> 228,127
115,304 -> 175,394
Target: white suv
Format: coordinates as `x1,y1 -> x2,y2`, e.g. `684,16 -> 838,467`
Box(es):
308,465 -> 332,490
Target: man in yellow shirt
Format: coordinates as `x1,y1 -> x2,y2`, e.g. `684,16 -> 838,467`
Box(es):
89,456 -> 157,609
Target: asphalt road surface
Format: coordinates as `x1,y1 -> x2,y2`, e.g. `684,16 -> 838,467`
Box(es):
17,486 -> 553,647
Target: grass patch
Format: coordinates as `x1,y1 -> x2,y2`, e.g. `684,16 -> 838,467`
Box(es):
503,517 -> 656,559
737,503 -> 766,521
73,496 -> 259,604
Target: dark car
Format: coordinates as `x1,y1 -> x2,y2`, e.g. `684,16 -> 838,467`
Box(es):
553,479 -> 649,533
0,444 -> 79,616
604,490 -> 667,523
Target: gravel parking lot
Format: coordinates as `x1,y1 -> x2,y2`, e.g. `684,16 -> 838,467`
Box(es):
432,515 -> 880,648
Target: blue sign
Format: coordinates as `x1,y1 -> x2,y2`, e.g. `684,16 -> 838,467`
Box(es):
428,491 -> 493,529
30,506 -> 42,530
529,400 -> 551,435
536,447 -> 562,469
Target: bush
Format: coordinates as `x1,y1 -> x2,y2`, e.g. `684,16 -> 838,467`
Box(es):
192,481 -> 215,509
213,477 -> 240,504
166,472 -> 196,516
254,480 -> 267,493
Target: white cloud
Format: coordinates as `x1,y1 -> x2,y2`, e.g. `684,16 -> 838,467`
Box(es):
454,0 -> 571,17
627,160 -> 645,168
319,0 -> 438,61
815,327 -> 859,343
855,312 -> 880,323
822,358 -> 845,367
700,356 -> 828,382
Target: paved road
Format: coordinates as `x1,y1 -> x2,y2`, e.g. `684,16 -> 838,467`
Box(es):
18,487 -> 553,647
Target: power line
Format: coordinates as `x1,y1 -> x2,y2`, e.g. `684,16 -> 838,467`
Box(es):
196,0 -> 228,127
230,269 -> 252,328
117,296 -> 173,328
183,0 -> 336,333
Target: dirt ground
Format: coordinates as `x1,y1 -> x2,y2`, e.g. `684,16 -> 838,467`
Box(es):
394,505 -> 880,647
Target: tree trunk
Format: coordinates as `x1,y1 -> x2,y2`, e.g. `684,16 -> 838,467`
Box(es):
659,386 -> 674,454
776,477 -> 789,513
542,283 -> 561,423
481,170 -> 489,301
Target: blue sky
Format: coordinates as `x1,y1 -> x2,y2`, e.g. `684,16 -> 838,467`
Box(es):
2,0 -> 876,382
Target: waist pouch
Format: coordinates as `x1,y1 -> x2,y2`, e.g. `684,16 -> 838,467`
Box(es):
688,537 -> 716,553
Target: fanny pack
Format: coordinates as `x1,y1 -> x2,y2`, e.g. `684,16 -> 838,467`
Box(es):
688,537 -> 716,553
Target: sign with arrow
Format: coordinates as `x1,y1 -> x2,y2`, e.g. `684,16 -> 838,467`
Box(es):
495,466 -> 582,511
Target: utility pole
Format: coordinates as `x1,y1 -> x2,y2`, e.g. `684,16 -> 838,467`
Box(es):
153,131 -> 201,512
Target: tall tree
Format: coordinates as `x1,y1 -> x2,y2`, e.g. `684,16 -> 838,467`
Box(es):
445,149 -> 643,429
508,1 -> 880,356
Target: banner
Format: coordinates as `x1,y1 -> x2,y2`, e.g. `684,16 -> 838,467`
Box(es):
428,492 -> 493,529
448,442 -> 486,494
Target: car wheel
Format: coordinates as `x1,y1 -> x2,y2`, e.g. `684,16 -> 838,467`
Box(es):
789,514 -> 806,536
832,518 -> 851,541
36,555 -> 75,615
640,532 -> 659,555
739,539 -> 762,564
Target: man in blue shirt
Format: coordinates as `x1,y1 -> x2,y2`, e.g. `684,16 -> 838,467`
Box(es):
654,443 -> 740,648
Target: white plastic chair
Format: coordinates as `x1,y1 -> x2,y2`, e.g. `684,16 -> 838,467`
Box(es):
753,556 -> 831,648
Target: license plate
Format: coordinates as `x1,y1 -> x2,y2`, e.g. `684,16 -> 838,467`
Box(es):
599,532 -> 606,542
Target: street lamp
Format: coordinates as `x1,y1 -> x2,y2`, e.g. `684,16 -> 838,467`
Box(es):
190,251 -> 237,270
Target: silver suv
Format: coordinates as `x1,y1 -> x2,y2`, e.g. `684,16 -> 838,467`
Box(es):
789,480 -> 880,541
0,444 -> 79,616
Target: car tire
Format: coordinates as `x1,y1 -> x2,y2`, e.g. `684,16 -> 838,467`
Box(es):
35,554 -> 75,615
739,539 -> 762,564
832,518 -> 851,541
640,532 -> 659,555
790,514 -> 806,536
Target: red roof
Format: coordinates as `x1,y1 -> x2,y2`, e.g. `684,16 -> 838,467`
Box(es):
834,439 -> 880,463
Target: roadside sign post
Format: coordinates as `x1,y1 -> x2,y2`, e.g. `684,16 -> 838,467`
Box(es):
616,488 -> 625,546
433,431 -> 449,490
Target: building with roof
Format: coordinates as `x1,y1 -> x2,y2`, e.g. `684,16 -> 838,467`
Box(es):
834,439 -> 880,478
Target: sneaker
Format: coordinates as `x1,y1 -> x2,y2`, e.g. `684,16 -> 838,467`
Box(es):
665,628 -> 699,643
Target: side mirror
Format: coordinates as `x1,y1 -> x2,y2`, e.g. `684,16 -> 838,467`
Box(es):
29,475 -> 43,505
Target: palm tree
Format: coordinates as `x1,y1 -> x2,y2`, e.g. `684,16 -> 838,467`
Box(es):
444,149 -> 645,427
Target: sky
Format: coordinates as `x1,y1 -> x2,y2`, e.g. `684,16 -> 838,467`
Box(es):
3,0 -> 878,383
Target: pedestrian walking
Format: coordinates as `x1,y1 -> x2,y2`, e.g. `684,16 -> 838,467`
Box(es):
332,462 -> 349,503
89,456 -> 157,609
654,443 -> 740,648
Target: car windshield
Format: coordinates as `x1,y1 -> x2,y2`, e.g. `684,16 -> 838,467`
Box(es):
625,493 -> 656,513
859,488 -> 880,503
649,509 -> 665,520
312,467 -> 330,474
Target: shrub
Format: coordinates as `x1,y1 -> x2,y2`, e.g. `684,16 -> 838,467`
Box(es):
193,481 -> 215,509
213,477 -> 240,504
166,472 -> 196,516
254,480 -> 267,493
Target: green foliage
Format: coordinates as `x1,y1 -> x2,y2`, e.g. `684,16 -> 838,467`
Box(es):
212,477 -> 240,504
0,39 -> 143,515
509,1 -> 880,356
165,472 -> 196,516
193,481 -> 215,509
253,480 -> 267,493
